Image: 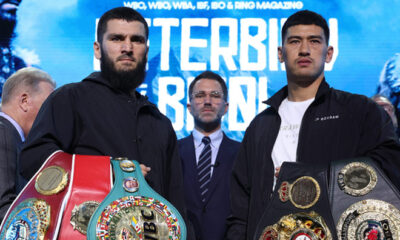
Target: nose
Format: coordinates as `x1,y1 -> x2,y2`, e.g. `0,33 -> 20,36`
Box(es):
121,39 -> 133,53
299,41 -> 310,56
203,94 -> 212,104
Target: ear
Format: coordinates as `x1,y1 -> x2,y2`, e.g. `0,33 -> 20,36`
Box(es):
94,41 -> 101,60
187,102 -> 192,114
223,102 -> 229,115
278,46 -> 284,63
325,46 -> 334,63
19,93 -> 29,112
145,45 -> 149,63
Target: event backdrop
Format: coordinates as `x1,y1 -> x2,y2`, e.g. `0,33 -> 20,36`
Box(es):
13,0 -> 400,141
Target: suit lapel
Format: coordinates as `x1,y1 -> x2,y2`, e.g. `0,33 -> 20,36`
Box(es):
184,134 -> 204,202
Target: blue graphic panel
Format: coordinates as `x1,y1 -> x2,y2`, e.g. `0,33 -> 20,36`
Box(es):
13,0 -> 400,141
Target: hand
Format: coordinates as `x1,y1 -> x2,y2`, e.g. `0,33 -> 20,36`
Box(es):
275,167 -> 281,178
140,164 -> 151,177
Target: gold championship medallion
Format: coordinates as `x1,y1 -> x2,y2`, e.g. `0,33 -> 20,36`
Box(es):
70,201 -> 100,234
337,199 -> 400,240
279,176 -> 321,209
259,211 -> 332,240
337,162 -> 377,196
123,177 -> 139,193
119,159 -> 136,172
35,165 -> 69,195
0,199 -> 51,240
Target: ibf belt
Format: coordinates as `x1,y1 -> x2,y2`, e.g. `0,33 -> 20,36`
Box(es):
0,151 -> 72,240
337,199 -> 400,240
259,211 -> 332,240
58,155 -> 112,239
87,158 -> 187,240
329,158 -> 400,239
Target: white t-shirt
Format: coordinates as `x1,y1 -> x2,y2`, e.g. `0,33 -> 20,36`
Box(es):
271,97 -> 314,189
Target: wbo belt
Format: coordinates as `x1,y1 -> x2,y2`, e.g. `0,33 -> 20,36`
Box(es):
0,151 -> 72,240
87,158 -> 187,240
329,157 -> 400,239
254,161 -> 337,240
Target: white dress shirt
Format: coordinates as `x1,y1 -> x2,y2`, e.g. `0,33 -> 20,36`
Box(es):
192,128 -> 223,176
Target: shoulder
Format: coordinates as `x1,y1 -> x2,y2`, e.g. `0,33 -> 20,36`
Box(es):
52,72 -> 105,95
0,118 -> 19,145
0,117 -> 16,134
147,105 -> 174,127
46,74 -> 104,105
328,88 -> 380,113
48,81 -> 83,99
330,88 -> 369,103
223,133 -> 241,146
137,95 -> 173,126
178,135 -> 193,146
246,107 -> 276,133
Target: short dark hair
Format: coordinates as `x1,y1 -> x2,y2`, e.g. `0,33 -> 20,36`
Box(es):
97,7 -> 149,44
281,10 -> 329,45
189,71 -> 228,101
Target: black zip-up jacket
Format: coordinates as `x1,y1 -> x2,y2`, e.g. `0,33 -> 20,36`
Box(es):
226,79 -> 400,240
19,72 -> 187,220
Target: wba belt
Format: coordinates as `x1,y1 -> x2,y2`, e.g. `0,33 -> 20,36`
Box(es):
58,155 -> 112,239
254,161 -> 337,240
87,158 -> 187,240
0,151 -> 72,240
329,157 -> 400,239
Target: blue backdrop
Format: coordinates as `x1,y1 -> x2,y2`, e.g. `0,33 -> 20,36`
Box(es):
14,0 -> 400,141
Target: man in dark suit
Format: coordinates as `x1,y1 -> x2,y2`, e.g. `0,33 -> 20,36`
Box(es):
0,67 -> 55,222
178,71 -> 240,240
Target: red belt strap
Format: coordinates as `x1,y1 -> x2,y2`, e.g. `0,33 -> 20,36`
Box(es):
58,154 -> 112,239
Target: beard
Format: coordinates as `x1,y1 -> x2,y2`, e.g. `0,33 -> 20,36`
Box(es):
100,48 -> 147,95
194,117 -> 221,133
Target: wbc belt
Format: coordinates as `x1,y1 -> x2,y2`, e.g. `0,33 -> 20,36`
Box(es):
0,151 -> 72,240
329,158 -> 400,240
87,158 -> 187,240
254,162 -> 337,240
58,155 -> 112,239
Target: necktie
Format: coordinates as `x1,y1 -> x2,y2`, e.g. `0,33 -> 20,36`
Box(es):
198,136 -> 212,202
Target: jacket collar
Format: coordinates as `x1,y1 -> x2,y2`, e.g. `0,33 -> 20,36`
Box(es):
264,78 -> 331,110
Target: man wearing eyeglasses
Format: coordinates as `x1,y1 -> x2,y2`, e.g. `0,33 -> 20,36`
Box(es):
178,71 -> 240,240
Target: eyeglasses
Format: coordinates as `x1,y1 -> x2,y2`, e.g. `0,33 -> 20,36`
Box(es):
191,91 -> 224,102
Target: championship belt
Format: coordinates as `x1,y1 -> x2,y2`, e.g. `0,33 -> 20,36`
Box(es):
87,158 -> 187,240
58,155 -> 112,239
329,158 -> 400,239
0,151 -> 72,240
254,162 -> 337,240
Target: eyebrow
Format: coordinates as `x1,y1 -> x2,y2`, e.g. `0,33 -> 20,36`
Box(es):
106,33 -> 146,39
106,33 -> 124,39
287,35 -> 324,40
